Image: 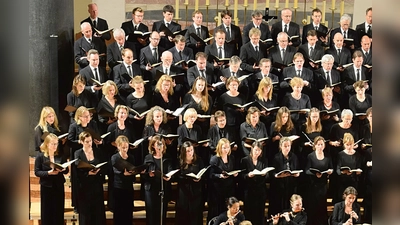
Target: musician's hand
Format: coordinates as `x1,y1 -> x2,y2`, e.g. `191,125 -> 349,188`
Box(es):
93,85 -> 102,91
330,141 -> 341,147
61,137 -> 67,145
293,172 -> 300,177
94,139 -> 103,145
89,168 -> 100,175
248,172 -> 255,178
193,178 -> 201,182
350,210 -> 359,220
159,31 -> 166,37
303,80 -> 310,86
252,63 -> 259,70
149,171 -> 155,177
282,212 -> 291,221
123,169 -> 133,176
322,114 -> 330,120
272,214 -> 280,225
145,63 -> 153,71
233,172 -> 239,177
304,141 -> 313,147
316,172 -> 323,178
48,169 -> 59,175
367,161 -> 372,167
163,176 -> 171,181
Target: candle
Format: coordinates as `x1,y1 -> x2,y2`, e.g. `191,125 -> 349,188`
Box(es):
312,0 -> 316,8
321,0 -> 326,22
294,0 -> 298,8
225,0 -> 229,7
285,0 -> 288,8
206,0 -> 209,5
234,0 -> 238,24
340,0 -> 344,16
253,0 -> 257,11
217,12 -> 222,26
331,0 -> 335,9
195,0 -> 199,10
275,0 -> 279,8
307,15 -> 310,24
266,0 -> 269,8
244,0 -> 248,6
175,0 -> 180,18
184,0 -> 188,5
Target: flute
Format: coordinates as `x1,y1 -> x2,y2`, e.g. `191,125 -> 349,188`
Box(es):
266,208 -> 305,222
223,210 -> 241,225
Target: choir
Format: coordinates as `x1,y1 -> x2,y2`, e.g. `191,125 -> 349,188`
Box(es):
34,3 -> 372,225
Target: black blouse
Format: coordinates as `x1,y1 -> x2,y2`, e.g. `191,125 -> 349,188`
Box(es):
282,93 -> 311,123
66,90 -> 98,118
182,93 -> 213,115
305,151 -> 333,184
216,92 -> 246,127
111,152 -> 136,190
177,123 -> 203,147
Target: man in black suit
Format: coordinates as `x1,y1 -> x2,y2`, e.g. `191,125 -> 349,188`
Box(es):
325,32 -> 352,72
329,14 -> 359,50
139,31 -> 165,83
152,5 -> 182,50
214,10 -> 243,55
355,7 -> 372,39
79,49 -> 108,101
121,7 -> 149,60
271,8 -> 301,47
298,30 -> 325,70
218,56 -> 249,100
314,54 -> 342,104
80,3 -> 111,43
268,32 -> 297,74
187,52 -> 215,90
240,28 -> 268,73
185,10 -> 210,54
280,52 -> 314,95
343,51 -> 368,100
168,35 -> 194,70
359,35 -> 372,66
205,29 -> 234,74
113,48 -> 142,102
74,22 -> 106,71
251,58 -> 279,97
301,8 -> 328,46
242,10 -> 272,48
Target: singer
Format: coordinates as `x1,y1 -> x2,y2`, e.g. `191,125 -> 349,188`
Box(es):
214,197 -> 245,225
267,194 -> 307,225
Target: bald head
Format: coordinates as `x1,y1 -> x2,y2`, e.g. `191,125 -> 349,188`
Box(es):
361,35 -> 371,51
333,32 -> 344,48
81,22 -> 92,38
88,3 -> 98,19
161,51 -> 173,67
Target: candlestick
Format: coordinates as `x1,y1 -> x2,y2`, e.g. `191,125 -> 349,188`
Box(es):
312,0 -> 316,9
184,0 -> 188,4
321,0 -> 326,22
234,0 -> 238,25
175,0 -> 180,19
266,0 -> 269,8
253,0 -> 257,11
206,0 -> 209,5
340,0 -> 344,16
225,0 -> 230,7
285,0 -> 288,8
307,15 -> 310,24
294,0 -> 298,8
244,0 -> 248,7
217,12 -> 222,26
195,0 -> 199,10
331,0 -> 335,9
275,0 -> 279,8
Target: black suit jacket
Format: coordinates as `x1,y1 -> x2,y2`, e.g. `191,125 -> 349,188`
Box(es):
331,201 -> 361,225
205,42 -> 234,59
271,21 -> 301,47
214,23 -> 243,55
121,21 -> 149,58
301,23 -> 328,45
168,46 -> 194,65
357,47 -> 372,66
254,72 -> 279,83
242,22 -> 272,47
79,65 -> 107,100
81,17 -> 111,41
186,65 -> 215,88
113,63 -> 142,98
280,66 -> 314,90
330,27 -> 359,49
139,45 -> 166,82
314,68 -> 341,90
106,41 -> 137,70
239,42 -> 268,73
298,43 -> 325,69
343,66 -> 367,96
152,20 -> 182,50
184,24 -> 209,54
268,45 -> 297,67
74,36 -> 106,70
325,47 -> 352,68
356,22 -> 372,38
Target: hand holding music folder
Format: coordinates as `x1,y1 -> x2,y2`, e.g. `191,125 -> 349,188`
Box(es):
41,132 -> 69,140
129,137 -> 148,148
165,104 -> 189,117
174,59 -> 196,68
189,33 -> 213,45
91,78 -> 105,87
242,137 -> 269,145
275,169 -> 303,177
224,101 -> 256,110
207,54 -> 230,64
128,107 -> 151,118
84,128 -> 110,141
159,24 -> 187,37
154,168 -> 180,178
309,168 -> 333,175
186,165 -> 211,179
340,166 -> 362,174
77,160 -> 108,171
182,137 -> 210,146
222,169 -> 245,176
44,158 -> 78,171
251,167 -> 275,176
113,159 -> 149,173
255,102 -> 280,113
94,27 -> 114,35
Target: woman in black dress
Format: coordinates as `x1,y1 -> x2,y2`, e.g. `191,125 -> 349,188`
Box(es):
318,87 -> 340,139
96,80 -> 125,133
175,141 -> 205,225
240,106 -> 268,157
34,133 -> 69,225
269,137 -> 301,217
348,80 -> 372,134
299,107 -> 322,169
111,135 -> 136,225
153,74 -> 181,132
143,135 -> 174,225
74,131 -> 106,225
335,133 -> 362,204
207,138 -> 239,223
241,141 -> 269,225
305,136 -> 333,225
126,75 -> 152,139
207,110 -> 238,154
331,186 -> 361,225
66,74 -> 98,123
268,194 -> 307,225
214,197 -> 246,225
253,76 -> 278,132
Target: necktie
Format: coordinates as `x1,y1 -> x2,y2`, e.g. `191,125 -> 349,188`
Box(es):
134,25 -> 137,30
200,69 -> 205,78
297,70 -> 301,77
365,51 -> 369,56
88,38 -> 92,44
256,26 -> 259,29
119,45 -> 124,52
284,24 -> 288,33
255,46 -> 259,54
357,69 -> 360,81
165,68 -> 169,75
178,51 -> 183,60
153,48 -> 158,61
196,27 -> 201,37
337,49 -> 342,64
232,72 -> 236,77
281,48 -> 285,60
218,47 -> 223,58
337,48 -> 341,56
226,27 -> 231,41
93,20 -> 97,29
343,31 -> 347,39
309,47 -> 314,58
367,25 -> 371,36
326,71 -> 331,85
94,68 -> 99,81
219,129 -> 225,138
166,23 -> 169,28
314,26 -> 318,30
127,65 -> 133,77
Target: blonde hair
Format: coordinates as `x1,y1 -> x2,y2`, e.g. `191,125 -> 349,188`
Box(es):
305,107 -> 322,133
274,107 -> 294,133
249,27 -> 261,37
321,87 -> 333,97
183,108 -> 198,122
188,76 -> 210,112
225,76 -> 240,90
290,194 -> 303,204
279,137 -> 292,150
256,77 -> 273,101
114,105 -> 129,118
40,133 -> 59,157
131,75 -> 145,86
102,80 -> 118,96
312,136 -> 325,151
74,106 -> 89,125
342,132 -> 354,145
148,135 -> 166,154
215,138 -> 231,157
35,106 -> 60,132
245,106 -> 260,124
116,135 -> 130,151
290,76 -> 304,88
145,106 -> 168,126
155,75 -> 174,95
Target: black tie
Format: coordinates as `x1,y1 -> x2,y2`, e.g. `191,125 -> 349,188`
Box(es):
343,31 -> 347,39
219,129 -> 225,138
297,70 -> 301,77
93,20 -> 97,29
309,47 -> 314,58
337,49 -> 341,56
255,46 -> 259,54
153,48 -> 158,61
256,26 -> 259,29
367,25 -> 371,36
232,72 -> 235,77
120,45 -> 124,52
178,51 -> 183,60
357,69 -> 360,81
165,68 -> 169,75
127,65 -> 133,77
365,51 -> 369,56
326,71 -> 331,85
94,68 -> 99,81
314,26 -> 318,30
196,27 -> 201,37
88,38 -> 92,44
226,27 -> 231,41
218,47 -> 223,58
284,24 -> 288,33
200,69 -> 205,78
166,23 -> 169,28
281,48 -> 285,60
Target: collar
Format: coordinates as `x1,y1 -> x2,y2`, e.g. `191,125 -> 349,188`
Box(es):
312,22 -> 320,27
132,21 -> 140,27
340,27 -> 347,34
308,43 -> 316,49
149,44 -> 158,49
279,46 -> 286,51
282,21 -> 289,28
251,42 -> 259,49
123,62 -> 132,67
89,65 -> 97,71
164,19 -> 171,25
252,22 -> 260,28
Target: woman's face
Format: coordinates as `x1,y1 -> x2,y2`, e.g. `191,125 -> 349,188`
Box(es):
79,110 -> 91,125
161,80 -> 171,93
314,140 -> 325,152
186,114 -> 197,125
82,136 -> 93,149
367,112 -> 372,124
251,146 -> 262,158
355,86 -> 365,96
291,199 -> 303,212
118,142 -> 129,154
47,138 -> 58,153
323,92 -> 333,102
344,142 -> 353,151
153,141 -> 164,153
195,80 -> 205,93
281,112 -> 289,125
216,116 -> 226,128
185,146 -> 194,159
344,194 -> 356,206
281,140 -> 291,156
153,110 -> 163,125
221,143 -> 231,155
262,85 -> 271,94
292,85 -> 303,94
117,108 -> 128,121
45,112 -> 55,125
342,114 -> 352,127
250,112 -> 259,126
134,82 -> 144,93
76,82 -> 85,94
228,202 -> 240,215
228,81 -> 239,92
310,112 -> 319,124
107,85 -> 116,97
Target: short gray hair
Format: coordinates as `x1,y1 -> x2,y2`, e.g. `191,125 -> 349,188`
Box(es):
113,28 -> 125,37
341,109 -> 353,118
340,14 -> 352,23
321,54 -> 334,64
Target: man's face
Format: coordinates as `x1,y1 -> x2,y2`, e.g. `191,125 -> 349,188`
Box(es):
88,53 -> 99,67
322,59 -> 334,71
196,57 -> 206,70
252,15 -> 262,26
230,63 -> 240,72
161,53 -> 173,67
278,35 -> 289,48
222,15 -> 232,26
312,12 -> 321,24
366,10 -> 372,24
193,13 -> 203,26
176,41 -> 185,51
163,11 -> 173,22
260,62 -> 271,74
88,4 -> 98,19
81,24 -> 92,38
114,34 -> 125,46
307,35 -> 318,46
150,33 -> 160,47
133,11 -> 144,24
215,32 -> 226,46
340,19 -> 350,31
353,56 -> 363,68
361,37 -> 371,51
333,34 -> 344,48
281,9 -> 292,24
250,34 -> 260,46
293,57 -> 304,69
122,50 -> 134,65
